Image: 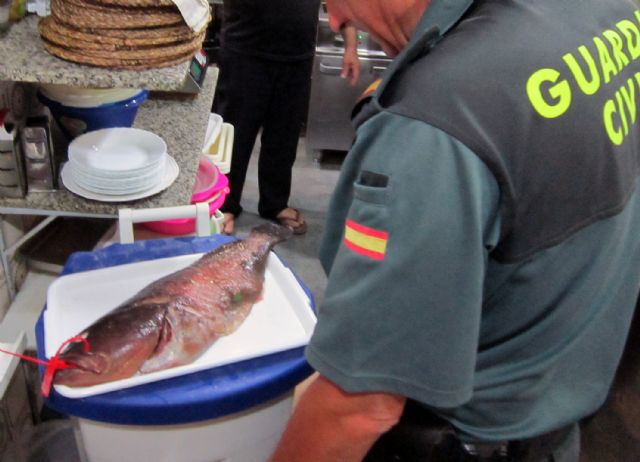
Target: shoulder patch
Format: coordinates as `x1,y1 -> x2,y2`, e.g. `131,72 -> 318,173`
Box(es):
344,219 -> 388,260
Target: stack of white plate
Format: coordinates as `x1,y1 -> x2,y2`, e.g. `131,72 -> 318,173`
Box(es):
61,127 -> 180,202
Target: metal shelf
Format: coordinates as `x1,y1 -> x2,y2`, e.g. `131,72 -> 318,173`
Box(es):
0,71 -> 218,217
0,22 -> 220,299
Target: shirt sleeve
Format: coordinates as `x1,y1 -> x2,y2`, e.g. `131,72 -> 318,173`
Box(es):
306,112 -> 501,408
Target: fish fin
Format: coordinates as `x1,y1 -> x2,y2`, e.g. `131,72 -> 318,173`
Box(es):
152,314 -> 173,355
250,222 -> 293,243
139,314 -> 175,374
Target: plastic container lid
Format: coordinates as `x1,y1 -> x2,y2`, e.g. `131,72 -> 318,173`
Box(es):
192,155 -> 220,202
191,157 -> 228,207
141,158 -> 229,235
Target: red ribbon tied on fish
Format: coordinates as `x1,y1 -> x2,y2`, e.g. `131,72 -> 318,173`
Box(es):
0,336 -> 90,397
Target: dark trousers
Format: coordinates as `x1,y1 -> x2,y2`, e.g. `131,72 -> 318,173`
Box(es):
363,402 -> 580,462
212,50 -> 313,219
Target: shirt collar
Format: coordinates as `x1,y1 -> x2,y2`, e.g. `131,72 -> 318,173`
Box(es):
415,0 -> 475,38
370,0 -> 474,107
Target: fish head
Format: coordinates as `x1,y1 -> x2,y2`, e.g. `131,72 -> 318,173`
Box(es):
54,348 -> 112,385
53,303 -> 167,388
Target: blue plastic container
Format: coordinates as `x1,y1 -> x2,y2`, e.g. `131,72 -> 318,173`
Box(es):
38,89 -> 149,140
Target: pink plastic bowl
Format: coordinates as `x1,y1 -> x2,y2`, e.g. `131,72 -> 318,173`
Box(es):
191,156 -> 221,202
143,157 -> 229,235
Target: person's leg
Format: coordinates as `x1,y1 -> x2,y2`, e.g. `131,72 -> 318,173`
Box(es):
256,58 -> 313,222
213,50 -> 272,220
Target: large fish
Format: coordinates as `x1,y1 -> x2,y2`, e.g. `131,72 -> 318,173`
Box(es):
54,223 -> 292,388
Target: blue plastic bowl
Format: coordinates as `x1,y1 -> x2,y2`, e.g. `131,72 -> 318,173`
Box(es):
38,89 -> 149,140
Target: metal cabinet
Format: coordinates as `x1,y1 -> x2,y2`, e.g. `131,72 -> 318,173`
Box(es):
306,14 -> 392,161
306,52 -> 390,157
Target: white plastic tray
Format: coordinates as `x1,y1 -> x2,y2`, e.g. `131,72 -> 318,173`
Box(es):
44,252 -> 316,398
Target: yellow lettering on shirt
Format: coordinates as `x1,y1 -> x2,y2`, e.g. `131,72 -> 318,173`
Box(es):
617,19 -> 640,59
526,69 -> 571,118
562,46 -> 600,95
526,10 -> 640,146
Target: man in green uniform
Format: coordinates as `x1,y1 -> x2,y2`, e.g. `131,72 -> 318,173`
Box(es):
268,0 -> 640,460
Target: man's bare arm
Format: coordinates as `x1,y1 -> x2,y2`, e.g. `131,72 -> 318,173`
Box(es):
268,374 -> 406,462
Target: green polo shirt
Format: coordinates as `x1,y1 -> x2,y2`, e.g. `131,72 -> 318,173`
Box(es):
305,112 -> 640,441
305,0 -> 640,442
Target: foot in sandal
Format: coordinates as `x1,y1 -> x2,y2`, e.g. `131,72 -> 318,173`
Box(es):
275,207 -> 307,235
220,212 -> 235,235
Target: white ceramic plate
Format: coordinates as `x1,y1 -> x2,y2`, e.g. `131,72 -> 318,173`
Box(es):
70,154 -> 166,180
71,159 -> 166,194
44,252 -> 316,398
70,155 -> 166,180
61,155 -> 179,202
68,128 -> 167,173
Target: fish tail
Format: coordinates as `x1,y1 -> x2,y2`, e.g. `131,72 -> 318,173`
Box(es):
250,222 -> 293,245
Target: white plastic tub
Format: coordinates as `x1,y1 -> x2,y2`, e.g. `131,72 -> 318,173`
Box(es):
74,393 -> 293,462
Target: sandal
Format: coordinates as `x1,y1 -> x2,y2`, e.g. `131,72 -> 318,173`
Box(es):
220,212 -> 235,235
276,208 -> 307,235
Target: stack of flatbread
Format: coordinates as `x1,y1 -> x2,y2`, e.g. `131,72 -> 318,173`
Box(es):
38,0 -> 210,70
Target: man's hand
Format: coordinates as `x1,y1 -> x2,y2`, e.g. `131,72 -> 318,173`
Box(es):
268,374 -> 406,462
341,23 -> 361,86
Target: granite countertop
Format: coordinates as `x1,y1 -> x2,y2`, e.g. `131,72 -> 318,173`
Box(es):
0,15 -> 193,91
0,69 -> 218,217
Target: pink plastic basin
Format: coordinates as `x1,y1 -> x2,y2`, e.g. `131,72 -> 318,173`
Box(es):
143,157 -> 229,235
191,155 -> 220,202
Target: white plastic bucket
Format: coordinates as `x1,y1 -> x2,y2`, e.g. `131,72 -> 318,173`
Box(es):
74,393 -> 293,462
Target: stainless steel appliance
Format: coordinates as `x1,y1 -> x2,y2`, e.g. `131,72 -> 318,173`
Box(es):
306,5 -> 392,161
21,116 -> 57,192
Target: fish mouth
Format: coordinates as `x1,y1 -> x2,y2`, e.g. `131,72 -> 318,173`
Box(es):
53,353 -> 112,387
61,352 -> 109,375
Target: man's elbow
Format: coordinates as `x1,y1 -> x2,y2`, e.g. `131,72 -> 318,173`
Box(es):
343,392 -> 406,437
311,375 -> 407,439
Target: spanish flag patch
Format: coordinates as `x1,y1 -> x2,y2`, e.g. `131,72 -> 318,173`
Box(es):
344,219 -> 388,260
